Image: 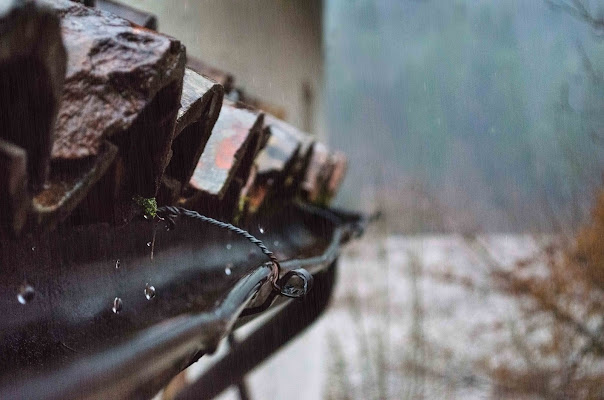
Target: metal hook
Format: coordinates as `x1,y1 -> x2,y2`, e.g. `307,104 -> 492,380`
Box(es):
277,268 -> 314,298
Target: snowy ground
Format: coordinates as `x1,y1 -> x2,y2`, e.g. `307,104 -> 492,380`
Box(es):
182,233 -> 545,399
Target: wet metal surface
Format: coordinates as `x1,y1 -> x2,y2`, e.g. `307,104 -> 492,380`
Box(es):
0,204 -> 362,400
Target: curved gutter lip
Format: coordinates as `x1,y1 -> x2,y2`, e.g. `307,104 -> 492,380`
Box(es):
280,226 -> 343,272
1,265 -> 272,400
1,206 -> 355,400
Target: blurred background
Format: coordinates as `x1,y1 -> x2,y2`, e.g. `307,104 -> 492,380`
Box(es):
127,0 -> 604,398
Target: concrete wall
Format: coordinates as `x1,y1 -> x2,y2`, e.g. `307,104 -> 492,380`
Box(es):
124,0 -> 325,140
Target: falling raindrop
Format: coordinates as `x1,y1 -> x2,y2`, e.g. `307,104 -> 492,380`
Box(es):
115,259 -> 120,269
224,264 -> 233,275
144,284 -> 156,300
17,284 -> 35,305
258,225 -> 265,234
146,241 -> 151,247
112,297 -> 123,314
31,246 -> 35,251
226,243 -> 232,250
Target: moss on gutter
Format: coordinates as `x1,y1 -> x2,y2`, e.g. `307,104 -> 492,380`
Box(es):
133,195 -> 157,219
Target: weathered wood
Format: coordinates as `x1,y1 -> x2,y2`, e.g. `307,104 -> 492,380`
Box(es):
233,114 -> 269,192
302,142 -> 330,203
0,0 -> 67,193
96,0 -> 157,30
258,126 -> 272,155
156,175 -> 182,206
43,0 -> 185,198
236,116 -> 320,218
188,101 -> 264,201
301,144 -> 348,205
237,126 -> 300,217
165,68 -> 224,187
264,115 -> 313,161
255,125 -> 301,181
226,116 -> 270,220
32,141 -> 118,231
187,56 -> 235,94
0,140 -> 29,237
263,115 -> 314,190
239,166 -> 268,216
326,151 -> 347,200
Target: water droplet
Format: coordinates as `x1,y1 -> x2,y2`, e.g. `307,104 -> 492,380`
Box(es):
144,283 -> 156,300
258,225 -> 265,234
112,297 -> 123,313
273,240 -> 280,247
115,259 -> 120,269
18,284 -> 35,304
226,243 -> 232,250
31,246 -> 35,251
143,214 -> 151,220
224,264 -> 233,275
146,241 -> 151,247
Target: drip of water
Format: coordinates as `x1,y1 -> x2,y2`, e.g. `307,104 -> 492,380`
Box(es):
150,220 -> 157,260
112,297 -> 123,314
144,283 -> 156,300
17,284 -> 35,305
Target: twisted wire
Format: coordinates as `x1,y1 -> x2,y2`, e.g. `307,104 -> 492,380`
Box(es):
156,206 -> 282,291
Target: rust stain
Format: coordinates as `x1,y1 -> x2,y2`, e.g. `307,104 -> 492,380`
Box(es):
215,128 -> 247,170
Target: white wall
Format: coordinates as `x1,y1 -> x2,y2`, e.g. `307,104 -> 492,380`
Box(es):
124,0 -> 325,140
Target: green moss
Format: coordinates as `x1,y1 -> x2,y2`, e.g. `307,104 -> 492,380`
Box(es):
133,195 -> 157,219
232,196 -> 250,226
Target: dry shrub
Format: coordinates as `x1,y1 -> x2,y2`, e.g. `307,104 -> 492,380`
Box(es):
486,191 -> 604,399
575,191 -> 604,290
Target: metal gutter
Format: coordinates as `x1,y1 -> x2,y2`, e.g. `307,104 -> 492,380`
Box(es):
0,203 -> 364,399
